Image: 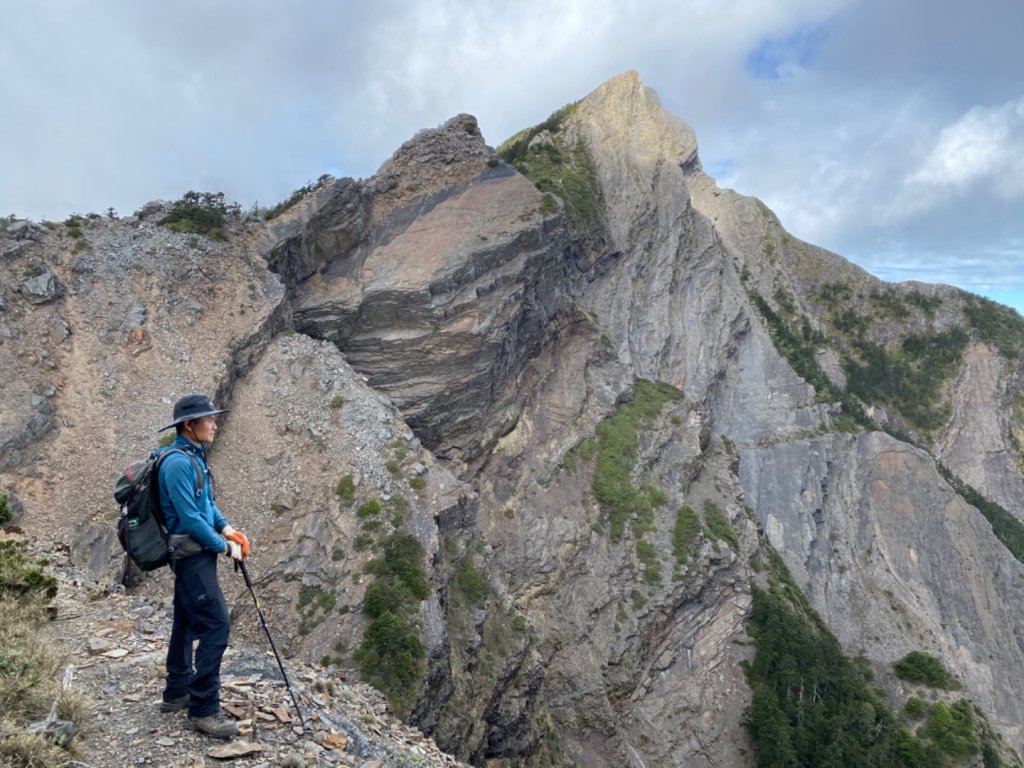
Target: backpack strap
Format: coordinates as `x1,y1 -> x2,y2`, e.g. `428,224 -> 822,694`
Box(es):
155,448 -> 205,499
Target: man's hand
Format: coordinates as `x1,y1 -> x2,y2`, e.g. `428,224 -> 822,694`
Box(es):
224,540 -> 244,561
222,526 -> 251,559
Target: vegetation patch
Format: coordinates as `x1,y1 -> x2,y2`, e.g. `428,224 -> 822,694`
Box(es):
0,494 -> 10,526
297,585 -> 337,635
745,552 -> 1017,767
356,499 -> 381,519
578,437 -> 597,461
926,700 -> 977,757
843,328 -> 968,435
592,379 -> 682,542
453,555 -> 489,607
335,474 -> 356,506
904,696 -> 926,719
356,532 -> 430,712
893,651 -> 954,688
749,292 -> 871,430
0,542 -> 57,601
635,540 -> 661,583
159,191 -> 237,240
938,463 -> 1024,566
963,295 -> 1024,359
497,101 -> 605,232
0,543 -> 88,766
702,501 -> 737,549
672,505 -> 701,568
745,578 -> 934,766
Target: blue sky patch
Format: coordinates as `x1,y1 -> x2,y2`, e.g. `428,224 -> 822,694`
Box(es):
706,159 -> 737,180
745,23 -> 830,80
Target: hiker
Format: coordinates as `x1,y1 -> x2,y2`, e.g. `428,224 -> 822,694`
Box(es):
157,394 -> 251,739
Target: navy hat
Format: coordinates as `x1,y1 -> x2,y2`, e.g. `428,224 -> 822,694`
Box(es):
159,394 -> 229,432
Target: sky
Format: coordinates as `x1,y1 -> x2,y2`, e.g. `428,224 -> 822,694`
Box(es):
2,0 -> 1022,316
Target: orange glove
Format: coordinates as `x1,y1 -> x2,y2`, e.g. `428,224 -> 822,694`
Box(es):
222,526 -> 251,559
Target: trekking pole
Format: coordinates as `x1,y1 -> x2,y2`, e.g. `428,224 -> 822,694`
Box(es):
235,560 -> 307,730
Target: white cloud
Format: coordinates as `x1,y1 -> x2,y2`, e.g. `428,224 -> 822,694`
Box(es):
907,96 -> 1024,199
0,0 -> 1021,317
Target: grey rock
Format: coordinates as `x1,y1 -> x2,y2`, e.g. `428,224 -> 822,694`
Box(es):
19,271 -> 65,304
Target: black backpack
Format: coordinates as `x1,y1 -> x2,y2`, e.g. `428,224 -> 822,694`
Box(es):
114,448 -> 203,571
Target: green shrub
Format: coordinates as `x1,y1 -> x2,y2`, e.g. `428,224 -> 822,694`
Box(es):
635,540 -> 661,583
592,379 -> 682,541
844,328 -> 968,434
512,615 -> 527,632
963,295 -> 1024,358
159,191 -> 234,240
0,495 -> 10,525
363,578 -> 413,618
578,437 -> 597,461
329,395 -> 345,408
926,700 -> 977,756
893,651 -> 953,688
454,557 -> 489,606
745,581 -> 934,766
497,101 -> 605,232
703,501 -> 738,549
408,476 -> 425,492
385,460 -> 402,478
0,542 -> 57,601
335,474 -> 356,506
900,652 -> 954,689
903,696 -> 926,719
354,610 -> 424,712
356,531 -> 430,711
0,542 -> 88,751
938,462 -> 1024,567
563,451 -> 576,472
539,193 -> 559,216
365,532 -> 430,601
356,499 -> 381,518
673,506 -> 701,566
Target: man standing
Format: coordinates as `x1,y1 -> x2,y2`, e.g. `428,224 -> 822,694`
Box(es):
157,394 -> 250,739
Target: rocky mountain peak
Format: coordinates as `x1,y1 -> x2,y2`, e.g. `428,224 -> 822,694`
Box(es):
3,70 -> 1024,768
576,70 -> 699,172
369,113 -> 492,211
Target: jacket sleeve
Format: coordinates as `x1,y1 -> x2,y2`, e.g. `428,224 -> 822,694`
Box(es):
162,455 -> 225,553
212,502 -> 229,535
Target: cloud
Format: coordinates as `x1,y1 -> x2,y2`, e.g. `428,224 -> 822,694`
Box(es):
906,97 -> 1024,200
0,0 -> 1021,318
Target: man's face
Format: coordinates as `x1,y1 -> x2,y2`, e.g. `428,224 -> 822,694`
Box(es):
189,415 -> 218,445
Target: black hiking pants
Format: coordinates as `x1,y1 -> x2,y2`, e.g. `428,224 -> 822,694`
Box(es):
164,551 -> 229,718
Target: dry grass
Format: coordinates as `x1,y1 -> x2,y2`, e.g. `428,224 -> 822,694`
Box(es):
0,730 -> 69,768
0,545 -> 91,768
0,596 -> 64,724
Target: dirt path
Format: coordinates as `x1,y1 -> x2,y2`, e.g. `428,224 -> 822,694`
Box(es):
36,551 -> 464,768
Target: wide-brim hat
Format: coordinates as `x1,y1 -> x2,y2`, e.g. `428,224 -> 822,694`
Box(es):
159,394 -> 229,432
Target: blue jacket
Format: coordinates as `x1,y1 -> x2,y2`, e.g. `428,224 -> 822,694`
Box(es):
158,436 -> 228,554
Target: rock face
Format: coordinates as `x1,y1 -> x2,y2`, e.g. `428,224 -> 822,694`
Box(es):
2,70 -> 1024,767
276,116 -> 569,461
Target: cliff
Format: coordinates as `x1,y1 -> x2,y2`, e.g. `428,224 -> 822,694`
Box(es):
2,71 -> 1023,767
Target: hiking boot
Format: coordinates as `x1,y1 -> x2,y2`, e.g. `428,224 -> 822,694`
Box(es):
187,711 -> 239,739
159,694 -> 189,713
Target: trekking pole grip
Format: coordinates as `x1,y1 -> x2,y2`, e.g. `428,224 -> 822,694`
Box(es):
238,559 -> 254,588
